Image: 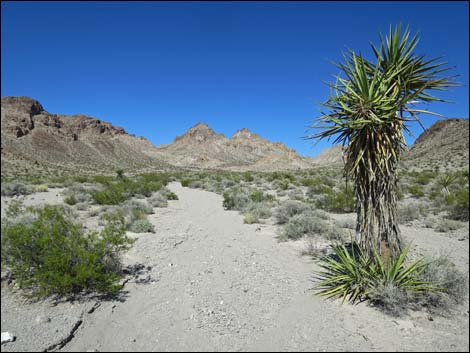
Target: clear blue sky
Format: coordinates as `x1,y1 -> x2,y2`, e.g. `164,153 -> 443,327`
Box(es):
2,1 -> 468,157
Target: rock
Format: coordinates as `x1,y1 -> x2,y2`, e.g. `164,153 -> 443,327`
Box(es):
1,332 -> 15,344
35,315 -> 51,324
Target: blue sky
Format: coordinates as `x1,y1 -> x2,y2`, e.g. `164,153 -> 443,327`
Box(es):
2,1 -> 468,157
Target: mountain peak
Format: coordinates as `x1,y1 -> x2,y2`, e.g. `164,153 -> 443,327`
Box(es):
174,122 -> 225,143
1,96 -> 45,117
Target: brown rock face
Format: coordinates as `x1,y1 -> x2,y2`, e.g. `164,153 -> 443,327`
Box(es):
403,118 -> 469,170
1,96 -> 170,176
1,96 -> 43,137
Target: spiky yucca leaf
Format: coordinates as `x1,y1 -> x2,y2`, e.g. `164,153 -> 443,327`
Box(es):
314,242 -> 440,304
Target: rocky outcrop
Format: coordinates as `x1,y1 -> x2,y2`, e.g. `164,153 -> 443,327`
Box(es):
403,118 -> 469,170
1,96 -> 171,176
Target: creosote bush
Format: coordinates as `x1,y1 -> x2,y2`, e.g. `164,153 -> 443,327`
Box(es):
129,219 -> 155,233
1,206 -> 133,298
274,200 -> 310,224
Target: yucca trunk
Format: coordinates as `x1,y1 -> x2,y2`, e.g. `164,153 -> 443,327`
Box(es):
348,121 -> 404,261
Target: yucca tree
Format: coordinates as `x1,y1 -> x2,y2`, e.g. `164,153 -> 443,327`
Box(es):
307,24 -> 456,262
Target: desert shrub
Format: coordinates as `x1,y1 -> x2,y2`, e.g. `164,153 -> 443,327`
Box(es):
149,192 -> 168,208
33,184 -> 49,193
188,180 -> 204,189
243,213 -> 257,224
116,169 -> 125,180
406,185 -> 425,198
245,202 -> 272,220
166,192 -> 178,200
1,206 -> 133,297
75,202 -> 89,211
1,200 -> 37,228
243,172 -> 254,182
124,199 -> 153,214
274,200 -> 310,224
314,186 -> 355,213
181,179 -> 191,187
1,182 -> 32,197
64,194 -> 78,206
301,236 -> 328,257
398,201 -> 429,224
223,188 -> 251,211
272,179 -> 290,191
334,218 -> 356,230
288,188 -> 304,201
91,177 -> 164,205
413,256 -> 468,314
368,283 -> 410,317
91,185 -> 126,205
414,172 -> 436,185
434,219 -> 465,232
129,219 -> 155,233
221,179 -> 236,188
448,188 -> 469,221
282,212 -> 341,240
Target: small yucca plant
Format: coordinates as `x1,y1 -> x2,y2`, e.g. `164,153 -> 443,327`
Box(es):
314,242 -> 439,304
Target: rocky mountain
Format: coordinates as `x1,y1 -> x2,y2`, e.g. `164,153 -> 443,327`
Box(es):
403,118 -> 469,170
1,97 -> 321,175
154,123 -> 316,171
1,97 -> 171,176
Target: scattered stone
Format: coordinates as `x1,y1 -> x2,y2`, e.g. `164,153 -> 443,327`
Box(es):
35,315 -> 51,324
1,332 -> 15,344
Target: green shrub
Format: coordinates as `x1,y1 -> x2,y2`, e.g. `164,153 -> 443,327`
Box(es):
1,182 -> 32,197
116,169 -> 125,180
91,178 -> 165,205
223,189 -> 251,211
243,213 -> 257,224
245,202 -> 272,220
129,219 -> 155,233
243,172 -> 254,182
149,192 -> 168,208
64,194 -> 78,206
166,192 -> 178,200
181,179 -> 191,187
288,188 -> 304,201
274,200 -> 310,224
1,206 -> 133,298
282,212 -> 341,240
448,188 -> 469,221
407,185 -> 425,198
314,186 -> 355,213
33,184 -> 49,193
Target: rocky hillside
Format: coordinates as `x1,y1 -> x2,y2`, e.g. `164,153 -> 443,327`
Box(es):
155,123 -> 316,171
1,97 -> 171,176
1,97 -> 321,175
403,118 -> 469,170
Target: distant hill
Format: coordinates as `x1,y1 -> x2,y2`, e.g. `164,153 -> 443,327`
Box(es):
5,96 -> 462,176
1,96 -> 172,176
1,97 -> 322,175
154,123 -> 316,171
402,118 -> 469,171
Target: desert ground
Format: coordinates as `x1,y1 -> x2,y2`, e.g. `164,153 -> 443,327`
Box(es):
1,176 -> 468,352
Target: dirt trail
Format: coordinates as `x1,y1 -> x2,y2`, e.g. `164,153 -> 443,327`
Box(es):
55,182 -> 467,352
2,183 -> 467,352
